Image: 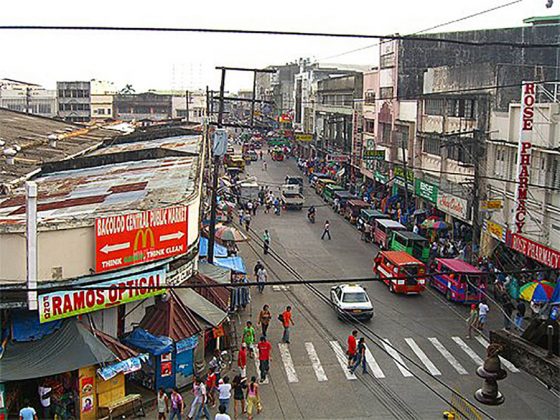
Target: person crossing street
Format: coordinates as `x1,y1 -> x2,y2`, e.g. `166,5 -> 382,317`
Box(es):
350,337 -> 368,375
321,220 -> 331,240
347,330 -> 358,368
257,336 -> 272,383
262,230 -> 271,255
280,306 -> 295,344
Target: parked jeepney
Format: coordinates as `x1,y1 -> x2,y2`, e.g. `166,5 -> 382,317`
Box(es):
310,173 -> 331,187
333,190 -> 357,210
389,231 -> 430,262
373,251 -> 427,294
357,209 -> 389,232
315,178 -> 337,195
430,258 -> 487,303
225,154 -> 246,171
344,200 -> 370,224
374,219 -> 406,249
322,184 -> 345,204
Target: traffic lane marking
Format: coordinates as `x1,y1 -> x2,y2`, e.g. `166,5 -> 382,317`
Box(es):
405,338 -> 441,376
452,336 -> 484,366
474,335 -> 520,373
329,341 -> 357,380
364,347 -> 385,378
382,339 -> 413,377
428,337 -> 468,375
278,343 -> 299,383
305,342 -> 328,382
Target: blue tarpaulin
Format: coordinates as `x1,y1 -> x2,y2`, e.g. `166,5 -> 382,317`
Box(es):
11,310 -> 62,342
123,328 -> 173,356
199,237 -> 228,258
97,354 -> 149,381
214,256 -> 247,274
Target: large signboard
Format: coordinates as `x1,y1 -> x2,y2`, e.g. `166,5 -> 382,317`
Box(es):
436,192 -> 469,222
510,234 -> 560,269
38,269 -> 166,323
295,133 -> 313,142
481,200 -> 504,211
95,206 -> 188,273
513,82 -> 535,234
483,220 -> 507,243
415,179 -> 438,204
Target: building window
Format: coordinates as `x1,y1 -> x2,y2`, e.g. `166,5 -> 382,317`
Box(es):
551,157 -> 560,189
380,122 -> 392,145
447,141 -> 473,165
425,99 -> 445,116
423,136 -> 441,156
380,53 -> 395,69
365,90 -> 376,105
380,87 -> 393,100
447,99 -> 477,118
364,119 -> 375,134
494,146 -> 506,176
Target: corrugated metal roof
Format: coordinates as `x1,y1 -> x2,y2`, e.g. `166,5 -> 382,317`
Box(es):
91,135 -> 200,156
89,328 -> 139,361
188,273 -> 230,312
174,288 -> 227,327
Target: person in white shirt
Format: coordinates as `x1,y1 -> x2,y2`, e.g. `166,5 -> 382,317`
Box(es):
256,268 -> 267,293
215,404 -> 231,420
218,376 -> 232,414
478,301 -> 490,332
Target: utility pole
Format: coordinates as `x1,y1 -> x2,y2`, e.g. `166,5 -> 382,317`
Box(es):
471,129 -> 482,257
401,131 -> 410,215
185,90 -> 190,123
250,70 -> 257,128
207,69 -> 226,264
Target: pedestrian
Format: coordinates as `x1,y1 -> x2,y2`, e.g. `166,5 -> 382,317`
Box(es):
215,404 -> 231,420
244,213 -> 251,232
169,387 -> 184,420
37,380 -> 52,419
280,306 -> 295,344
253,260 -> 264,278
157,387 -> 169,420
257,335 -> 272,383
258,304 -> 272,337
262,161 -> 268,171
194,381 -> 211,420
256,266 -> 267,293
246,200 -> 253,215
252,200 -> 258,215
187,378 -> 202,419
243,321 -> 256,358
466,303 -> 478,339
262,230 -> 270,255
238,343 -> 247,379
347,330 -> 358,368
321,220 -> 331,240
246,376 -> 261,420
232,374 -> 247,418
238,208 -> 244,225
515,300 -> 526,331
478,300 -> 489,333
259,150 -> 263,160
218,376 -> 232,414
350,337 -> 368,375
206,368 -> 218,407
502,295 -> 515,330
19,399 -> 38,420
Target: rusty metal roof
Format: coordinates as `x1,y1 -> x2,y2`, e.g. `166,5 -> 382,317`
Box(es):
0,108 -> 120,186
91,135 -> 200,156
89,327 -> 139,361
140,291 -> 201,341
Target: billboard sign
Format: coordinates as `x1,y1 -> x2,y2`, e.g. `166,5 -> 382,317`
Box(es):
295,133 -> 313,142
212,129 -> 228,157
95,206 -> 188,272
38,269 -> 166,323
510,234 -> 560,269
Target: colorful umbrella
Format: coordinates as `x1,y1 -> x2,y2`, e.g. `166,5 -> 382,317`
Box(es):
432,221 -> 448,230
215,226 -> 248,242
519,281 -> 555,303
550,282 -> 560,305
421,219 -> 436,229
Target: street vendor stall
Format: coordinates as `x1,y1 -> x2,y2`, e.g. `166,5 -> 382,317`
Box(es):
271,147 -> 285,161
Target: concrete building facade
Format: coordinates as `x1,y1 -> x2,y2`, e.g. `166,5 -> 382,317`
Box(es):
57,81 -> 91,122
90,80 -> 117,120
114,92 -> 173,121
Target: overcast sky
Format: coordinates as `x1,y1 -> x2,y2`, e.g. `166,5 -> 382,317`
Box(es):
0,0 -> 558,92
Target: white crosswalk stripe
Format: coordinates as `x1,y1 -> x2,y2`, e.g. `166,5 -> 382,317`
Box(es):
428,337 -> 468,375
253,347 -> 269,384
452,336 -> 484,365
474,336 -> 520,373
405,338 -> 441,376
278,343 -> 299,383
364,347 -> 385,378
329,341 -> 357,380
305,342 -> 328,382
382,339 -> 413,377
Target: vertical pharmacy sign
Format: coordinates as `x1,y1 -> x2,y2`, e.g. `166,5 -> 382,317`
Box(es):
513,82 -> 535,234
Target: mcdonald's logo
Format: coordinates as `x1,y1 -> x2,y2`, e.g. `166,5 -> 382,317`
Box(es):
134,228 -> 156,251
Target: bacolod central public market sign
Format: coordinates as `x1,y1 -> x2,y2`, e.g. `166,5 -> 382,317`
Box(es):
38,269 -> 166,323
436,192 -> 469,221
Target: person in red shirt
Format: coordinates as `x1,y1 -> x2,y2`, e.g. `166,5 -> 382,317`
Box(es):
347,330 -> 358,368
238,343 -> 247,379
257,336 -> 272,383
206,368 -> 218,407
281,306 -> 295,344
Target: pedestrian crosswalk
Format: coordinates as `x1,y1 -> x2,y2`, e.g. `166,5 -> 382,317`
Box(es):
245,335 -> 520,385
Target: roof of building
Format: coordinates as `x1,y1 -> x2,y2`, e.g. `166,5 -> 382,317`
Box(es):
90,134 -> 200,156
140,291 -> 201,341
0,136 -> 201,230
89,328 -> 139,361
436,258 -> 482,274
0,78 -> 41,86
0,108 -> 119,187
188,272 -> 231,312
382,251 -> 423,265
523,15 -> 560,24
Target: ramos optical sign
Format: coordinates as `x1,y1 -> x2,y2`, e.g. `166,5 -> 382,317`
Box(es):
38,269 -> 166,323
95,206 -> 188,273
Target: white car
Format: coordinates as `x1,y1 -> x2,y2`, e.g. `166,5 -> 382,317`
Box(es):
330,284 -> 374,321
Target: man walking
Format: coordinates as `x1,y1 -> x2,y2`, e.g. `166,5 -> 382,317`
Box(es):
169,388 -> 184,420
256,266 -> 267,293
257,336 -> 272,383
262,230 -> 271,255
238,343 -> 247,379
321,220 -> 331,240
244,213 -> 251,232
350,338 -> 368,375
243,321 -> 256,358
281,306 -> 295,344
347,330 -> 358,368
253,260 -> 264,278
478,300 -> 489,333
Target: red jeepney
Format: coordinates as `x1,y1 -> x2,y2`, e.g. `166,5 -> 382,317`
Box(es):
373,219 -> 406,249
430,258 -> 487,303
373,251 -> 427,294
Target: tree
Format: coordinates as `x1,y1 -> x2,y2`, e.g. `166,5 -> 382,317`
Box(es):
119,84 -> 135,94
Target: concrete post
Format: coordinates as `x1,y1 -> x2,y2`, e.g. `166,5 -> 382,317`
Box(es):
26,181 -> 38,310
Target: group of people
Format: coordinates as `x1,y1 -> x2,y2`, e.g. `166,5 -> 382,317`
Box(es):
346,330 -> 369,375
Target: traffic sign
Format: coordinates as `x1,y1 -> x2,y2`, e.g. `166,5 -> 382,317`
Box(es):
95,206 -> 189,272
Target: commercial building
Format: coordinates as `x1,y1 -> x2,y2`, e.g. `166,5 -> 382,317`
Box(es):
171,90 -> 207,123
90,80 -> 117,120
57,81 -> 92,122
114,92 -> 173,121
0,78 -> 57,117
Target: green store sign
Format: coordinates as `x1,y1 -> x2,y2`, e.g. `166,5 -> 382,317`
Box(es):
415,179 -> 439,203
393,166 -> 414,183
374,171 -> 388,184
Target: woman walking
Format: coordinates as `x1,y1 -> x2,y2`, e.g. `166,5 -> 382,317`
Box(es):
232,374 -> 247,419
246,376 -> 261,420
258,304 -> 272,337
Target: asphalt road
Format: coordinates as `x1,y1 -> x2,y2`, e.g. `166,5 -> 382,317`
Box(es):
148,152 -> 559,419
